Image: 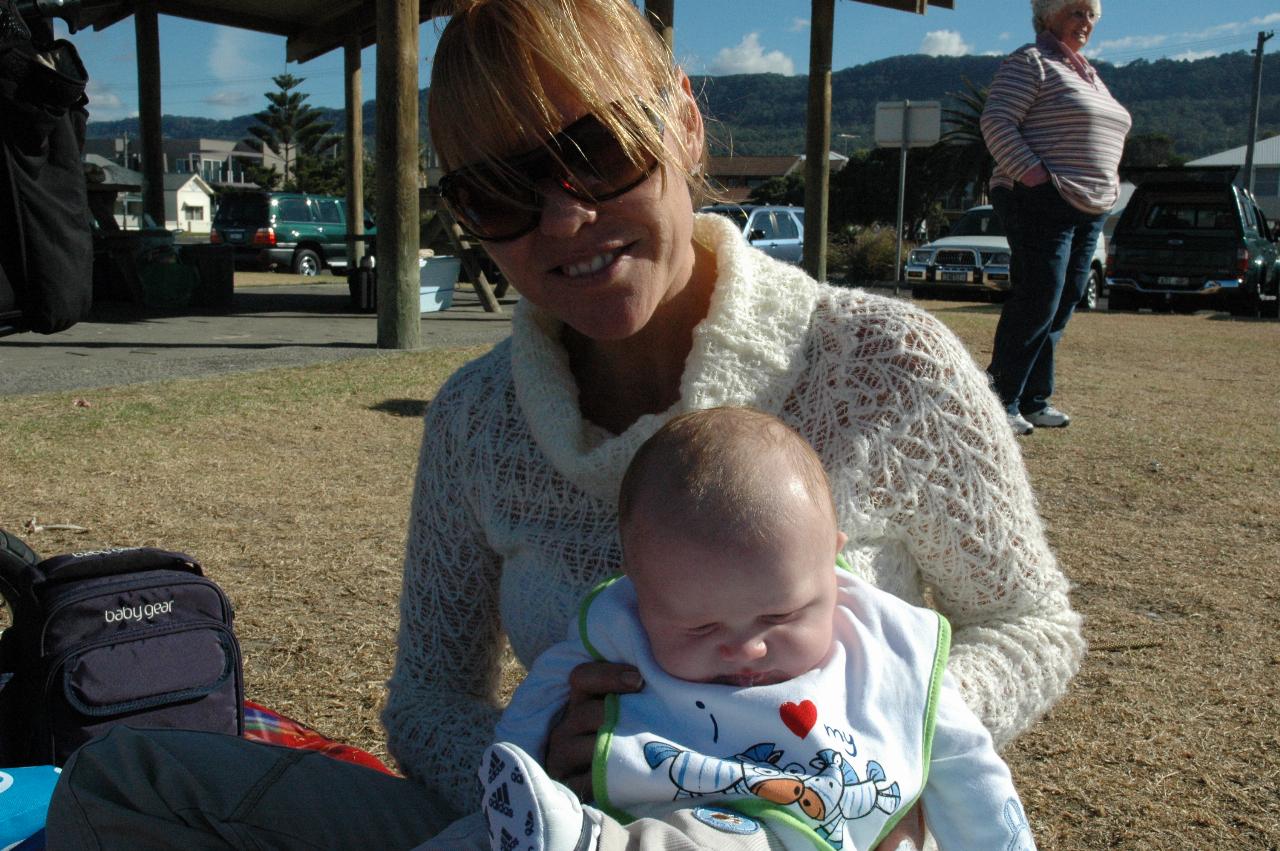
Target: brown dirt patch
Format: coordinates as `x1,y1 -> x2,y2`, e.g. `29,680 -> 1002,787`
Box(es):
1,301 -> 1276,847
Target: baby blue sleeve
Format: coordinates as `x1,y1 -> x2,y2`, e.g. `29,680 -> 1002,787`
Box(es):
492,632 -> 594,764
921,674 -> 1038,850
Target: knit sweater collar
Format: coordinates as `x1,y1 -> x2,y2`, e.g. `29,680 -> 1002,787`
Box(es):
511,212 -> 821,501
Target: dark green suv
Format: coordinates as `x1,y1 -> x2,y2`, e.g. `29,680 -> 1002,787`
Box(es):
1106,167 -> 1279,317
211,191 -> 372,276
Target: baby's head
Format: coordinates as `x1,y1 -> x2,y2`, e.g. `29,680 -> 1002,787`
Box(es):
618,407 -> 846,687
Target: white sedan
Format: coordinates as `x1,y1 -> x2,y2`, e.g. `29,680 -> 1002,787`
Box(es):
904,205 -> 1107,310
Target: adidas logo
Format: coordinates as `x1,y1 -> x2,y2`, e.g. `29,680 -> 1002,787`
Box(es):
498,827 -> 519,851
487,752 -> 506,784
488,782 -> 514,818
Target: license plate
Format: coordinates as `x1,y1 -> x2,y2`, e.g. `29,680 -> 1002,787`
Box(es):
940,270 -> 969,282
225,230 -> 246,243
1157,275 -> 1189,286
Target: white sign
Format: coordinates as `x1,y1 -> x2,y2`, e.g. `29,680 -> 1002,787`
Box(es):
874,101 -> 942,148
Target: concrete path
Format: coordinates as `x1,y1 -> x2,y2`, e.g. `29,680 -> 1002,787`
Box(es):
0,281 -> 517,396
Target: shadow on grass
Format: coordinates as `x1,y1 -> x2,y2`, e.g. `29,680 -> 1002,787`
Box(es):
370,398 -> 431,418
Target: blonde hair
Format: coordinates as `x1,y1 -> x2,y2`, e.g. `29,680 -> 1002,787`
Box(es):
428,0 -> 707,197
618,407 -> 836,552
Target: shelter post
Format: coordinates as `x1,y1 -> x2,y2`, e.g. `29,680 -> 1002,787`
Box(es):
644,0 -> 674,51
134,0 -> 164,228
344,34 -> 365,271
802,0 -> 834,282
374,0 -> 421,350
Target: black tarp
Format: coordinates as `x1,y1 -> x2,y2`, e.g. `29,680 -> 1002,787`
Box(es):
0,0 -> 92,335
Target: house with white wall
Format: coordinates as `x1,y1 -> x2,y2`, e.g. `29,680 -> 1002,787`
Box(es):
163,173 -> 215,233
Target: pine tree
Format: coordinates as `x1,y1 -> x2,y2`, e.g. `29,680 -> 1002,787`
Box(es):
244,74 -> 334,189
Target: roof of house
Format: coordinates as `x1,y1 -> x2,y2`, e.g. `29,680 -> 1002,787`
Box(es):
706,156 -> 802,178
163,173 -> 216,194
1187,135 -> 1280,167
83,153 -> 143,190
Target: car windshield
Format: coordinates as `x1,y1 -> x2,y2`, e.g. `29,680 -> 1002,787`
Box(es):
703,207 -> 749,229
213,195 -> 268,226
948,209 -> 1005,238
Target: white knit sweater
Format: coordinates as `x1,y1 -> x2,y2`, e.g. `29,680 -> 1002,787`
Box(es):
382,213 -> 1084,814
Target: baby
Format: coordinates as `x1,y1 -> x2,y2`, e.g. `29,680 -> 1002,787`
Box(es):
479,407 -> 1036,851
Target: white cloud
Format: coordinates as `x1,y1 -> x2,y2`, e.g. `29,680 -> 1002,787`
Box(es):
86,80 -> 131,120
709,33 -> 795,75
920,30 -> 971,57
1095,34 -> 1169,52
209,28 -> 258,82
204,91 -> 252,107
1171,49 -> 1219,62
788,18 -> 810,33
87,80 -> 123,111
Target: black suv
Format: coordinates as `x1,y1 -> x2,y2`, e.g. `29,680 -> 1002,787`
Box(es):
211,191 -> 372,276
1106,167 -> 1279,317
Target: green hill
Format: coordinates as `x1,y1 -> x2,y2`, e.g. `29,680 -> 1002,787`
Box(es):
86,51 -> 1280,161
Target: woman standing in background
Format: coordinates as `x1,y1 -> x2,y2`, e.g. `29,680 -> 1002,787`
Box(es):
981,0 -> 1130,435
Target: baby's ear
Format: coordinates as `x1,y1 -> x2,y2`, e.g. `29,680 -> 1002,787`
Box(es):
835,530 -> 848,552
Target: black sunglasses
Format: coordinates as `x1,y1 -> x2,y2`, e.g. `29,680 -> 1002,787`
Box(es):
438,103 -> 665,242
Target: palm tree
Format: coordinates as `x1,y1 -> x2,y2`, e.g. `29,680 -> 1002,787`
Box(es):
245,74 -> 334,189
933,77 -> 994,206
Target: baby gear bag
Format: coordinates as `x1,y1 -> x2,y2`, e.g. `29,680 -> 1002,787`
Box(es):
0,530 -> 243,766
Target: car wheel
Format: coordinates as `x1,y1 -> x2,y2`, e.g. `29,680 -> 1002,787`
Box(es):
293,249 -> 321,277
1078,268 -> 1102,311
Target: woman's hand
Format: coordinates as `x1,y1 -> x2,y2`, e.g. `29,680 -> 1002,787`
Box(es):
872,801 -> 925,850
544,662 -> 644,801
1019,163 -> 1050,187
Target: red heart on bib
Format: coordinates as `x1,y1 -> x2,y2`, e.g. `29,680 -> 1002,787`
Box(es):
779,700 -> 817,739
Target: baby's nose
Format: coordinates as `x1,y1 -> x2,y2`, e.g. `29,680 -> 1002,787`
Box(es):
719,637 -> 767,662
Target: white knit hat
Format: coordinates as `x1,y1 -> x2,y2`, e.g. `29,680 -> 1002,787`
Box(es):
1032,0 -> 1101,30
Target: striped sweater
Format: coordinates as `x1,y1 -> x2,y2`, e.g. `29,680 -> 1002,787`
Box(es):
982,32 -> 1131,215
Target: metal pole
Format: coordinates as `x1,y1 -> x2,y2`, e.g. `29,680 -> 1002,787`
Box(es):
802,0 -> 834,282
894,101 -> 909,292
1243,31 -> 1274,194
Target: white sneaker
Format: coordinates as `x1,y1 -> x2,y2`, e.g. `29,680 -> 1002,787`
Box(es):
481,742 -> 597,851
1024,406 -> 1070,428
1008,412 -> 1035,435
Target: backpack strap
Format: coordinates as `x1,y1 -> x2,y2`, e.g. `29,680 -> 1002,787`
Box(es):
0,526 -> 41,617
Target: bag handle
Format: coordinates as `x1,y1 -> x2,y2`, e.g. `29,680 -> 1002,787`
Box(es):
37,547 -> 202,585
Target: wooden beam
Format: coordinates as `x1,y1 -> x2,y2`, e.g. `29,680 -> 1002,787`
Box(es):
803,0 -> 834,282
850,0 -> 954,13
156,0 -> 295,35
374,0 -> 421,350
344,34 -> 365,271
287,2 -> 372,64
134,0 -> 165,227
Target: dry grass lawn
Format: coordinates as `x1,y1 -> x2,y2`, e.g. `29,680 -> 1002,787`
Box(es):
1,299 -> 1276,848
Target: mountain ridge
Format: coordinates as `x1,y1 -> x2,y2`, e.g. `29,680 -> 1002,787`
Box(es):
85,51 -> 1280,161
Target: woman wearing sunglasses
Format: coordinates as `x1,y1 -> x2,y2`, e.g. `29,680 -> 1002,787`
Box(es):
45,1 -> 1080,848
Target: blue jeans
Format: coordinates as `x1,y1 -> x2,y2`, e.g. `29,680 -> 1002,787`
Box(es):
987,183 -> 1105,416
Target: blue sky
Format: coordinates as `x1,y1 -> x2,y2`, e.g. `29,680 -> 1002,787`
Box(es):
58,0 -> 1280,123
